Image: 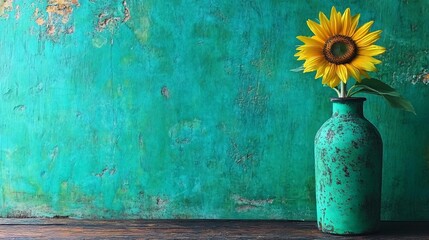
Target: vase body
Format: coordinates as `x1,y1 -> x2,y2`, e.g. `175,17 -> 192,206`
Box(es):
314,97 -> 382,235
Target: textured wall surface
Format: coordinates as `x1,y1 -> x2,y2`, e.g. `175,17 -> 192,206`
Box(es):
0,0 -> 428,220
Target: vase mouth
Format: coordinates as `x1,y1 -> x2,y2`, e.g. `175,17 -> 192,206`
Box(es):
330,97 -> 366,102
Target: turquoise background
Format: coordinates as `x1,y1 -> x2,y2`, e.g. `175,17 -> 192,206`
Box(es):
0,0 -> 428,220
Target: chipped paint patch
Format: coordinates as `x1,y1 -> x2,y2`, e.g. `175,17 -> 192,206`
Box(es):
410,69 -> 429,85
32,0 -> 79,39
96,0 -> 130,32
95,167 -> 117,178
92,0 -> 131,47
122,0 -> 130,23
424,74 -> 429,85
14,4 -> 19,19
46,0 -> 79,35
232,195 -> 274,212
0,0 -> 13,18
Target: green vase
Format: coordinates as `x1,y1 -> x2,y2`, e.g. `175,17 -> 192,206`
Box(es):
314,97 -> 383,235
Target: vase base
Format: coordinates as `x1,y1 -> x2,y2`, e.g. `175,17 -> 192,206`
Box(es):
318,224 -> 379,236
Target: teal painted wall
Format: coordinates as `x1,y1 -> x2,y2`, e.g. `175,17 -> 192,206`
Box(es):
0,0 -> 428,220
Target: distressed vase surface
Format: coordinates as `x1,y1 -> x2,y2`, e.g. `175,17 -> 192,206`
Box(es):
314,97 -> 382,235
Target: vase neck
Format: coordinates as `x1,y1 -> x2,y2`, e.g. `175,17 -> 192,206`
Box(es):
331,97 -> 365,117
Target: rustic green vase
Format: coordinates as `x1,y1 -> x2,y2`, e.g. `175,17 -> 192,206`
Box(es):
314,97 -> 383,235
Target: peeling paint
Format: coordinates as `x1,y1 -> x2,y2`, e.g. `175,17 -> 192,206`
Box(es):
31,0 -> 80,38
232,195 -> 274,212
91,0 -> 131,47
424,73 -> 429,84
96,0 -> 130,32
0,0 -> 13,18
411,69 -> 429,85
14,4 -> 19,19
35,17 -> 44,25
95,167 -> 116,178
122,0 -> 130,23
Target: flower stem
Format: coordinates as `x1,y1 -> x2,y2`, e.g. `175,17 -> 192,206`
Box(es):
340,82 -> 347,98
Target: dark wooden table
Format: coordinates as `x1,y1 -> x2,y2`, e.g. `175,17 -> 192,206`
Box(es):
0,219 -> 428,239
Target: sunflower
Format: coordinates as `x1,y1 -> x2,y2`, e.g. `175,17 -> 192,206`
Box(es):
295,7 -> 386,89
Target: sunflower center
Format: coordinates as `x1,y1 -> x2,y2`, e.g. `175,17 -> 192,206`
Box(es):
323,35 -> 357,65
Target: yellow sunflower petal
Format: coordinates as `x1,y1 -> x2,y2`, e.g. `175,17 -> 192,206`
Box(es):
329,77 -> 341,88
330,6 -> 341,34
347,13 -> 360,36
345,63 -> 362,82
341,8 -> 351,36
295,45 -> 323,61
336,64 -> 349,83
356,30 -> 382,47
322,64 -> 337,85
322,64 -> 332,84
351,55 -> 381,72
296,51 -> 323,61
315,61 -> 328,79
319,11 -> 332,36
296,36 -> 324,46
307,19 -> 330,41
296,44 -> 323,52
358,45 -> 386,57
303,56 -> 326,72
353,20 -> 374,41
295,53 -> 321,61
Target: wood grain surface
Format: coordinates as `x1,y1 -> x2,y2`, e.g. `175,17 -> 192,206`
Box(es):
0,219 -> 428,239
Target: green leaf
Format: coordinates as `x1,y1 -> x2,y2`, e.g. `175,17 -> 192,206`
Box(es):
383,95 -> 416,115
351,78 -> 400,97
290,65 -> 305,72
347,78 -> 416,114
